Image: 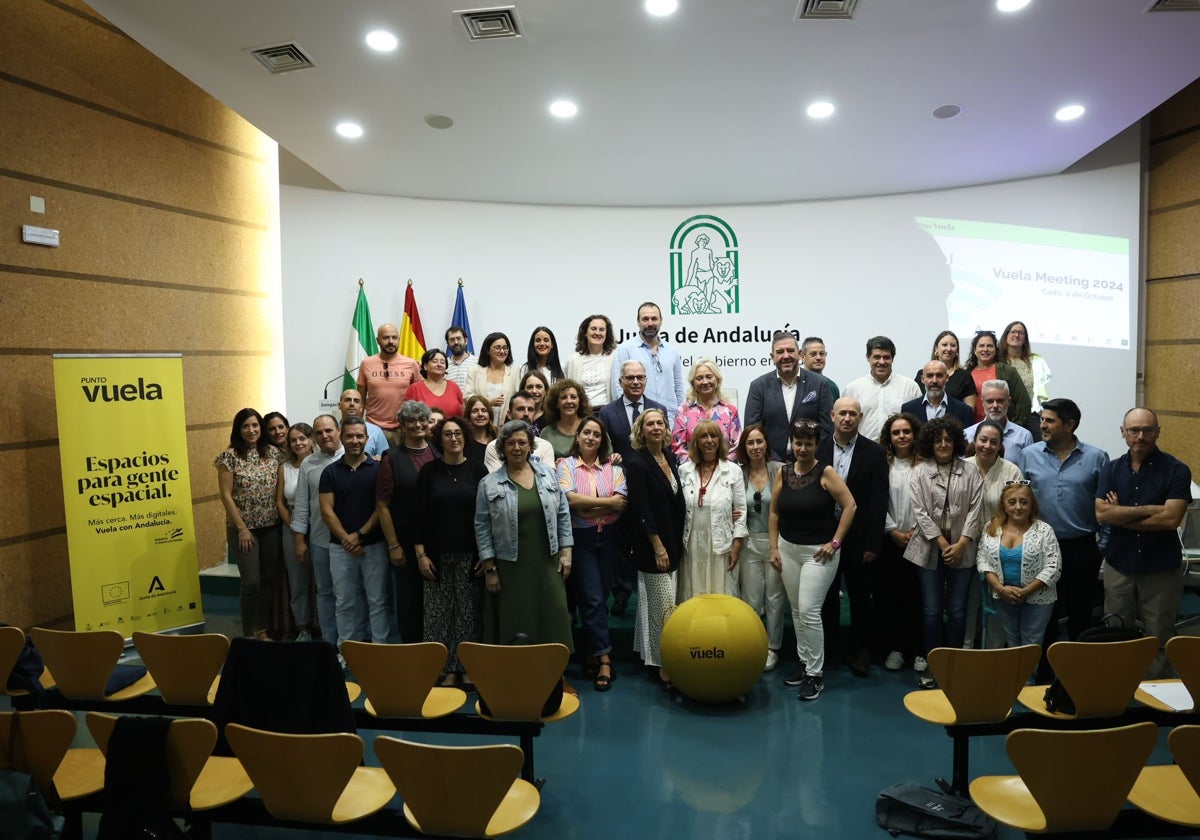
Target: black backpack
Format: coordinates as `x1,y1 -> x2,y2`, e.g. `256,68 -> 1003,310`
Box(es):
876,783 -> 997,839
1,622 -> 47,706
1042,613 -> 1144,715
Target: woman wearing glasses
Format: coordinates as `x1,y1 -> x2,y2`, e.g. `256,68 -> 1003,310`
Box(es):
964,330 -> 1031,425
736,424 -> 786,672
905,417 -> 984,689
413,416 -> 489,686
671,358 -> 741,463
978,481 -> 1061,651
997,320 -> 1052,430
467,332 -> 521,428
768,419 -> 856,701
678,420 -> 747,601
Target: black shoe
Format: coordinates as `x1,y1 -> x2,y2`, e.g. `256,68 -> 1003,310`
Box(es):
798,675 -> 824,701
611,595 -> 629,617
784,663 -> 808,686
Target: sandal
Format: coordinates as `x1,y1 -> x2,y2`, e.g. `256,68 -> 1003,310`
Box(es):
593,660 -> 616,692
658,668 -> 674,692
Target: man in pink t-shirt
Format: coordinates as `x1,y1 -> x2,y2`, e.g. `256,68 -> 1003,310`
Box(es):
357,323 -> 420,445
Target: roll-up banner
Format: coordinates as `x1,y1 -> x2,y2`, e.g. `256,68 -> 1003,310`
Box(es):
52,354 -> 203,633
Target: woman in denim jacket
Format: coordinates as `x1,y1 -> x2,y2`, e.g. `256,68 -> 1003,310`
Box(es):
475,420 -> 574,651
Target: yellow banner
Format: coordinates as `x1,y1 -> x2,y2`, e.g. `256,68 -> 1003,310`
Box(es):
53,355 -> 203,634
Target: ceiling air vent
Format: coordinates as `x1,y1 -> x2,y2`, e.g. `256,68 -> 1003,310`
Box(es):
249,42 -> 318,75
456,7 -> 523,40
1146,0 -> 1200,10
795,0 -> 860,20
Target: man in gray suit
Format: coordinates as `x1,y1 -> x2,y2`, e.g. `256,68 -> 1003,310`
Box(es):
744,331 -> 835,460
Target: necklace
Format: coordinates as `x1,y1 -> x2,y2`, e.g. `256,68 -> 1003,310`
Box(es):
697,462 -> 716,507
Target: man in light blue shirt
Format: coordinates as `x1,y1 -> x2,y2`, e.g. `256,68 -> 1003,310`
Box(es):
1017,398 -> 1109,643
965,380 -> 1032,463
612,302 -> 685,426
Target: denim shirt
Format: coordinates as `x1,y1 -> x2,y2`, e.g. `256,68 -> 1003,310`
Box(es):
474,460 -> 574,562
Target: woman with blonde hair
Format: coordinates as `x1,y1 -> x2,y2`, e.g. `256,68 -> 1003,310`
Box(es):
671,358 -> 741,462
978,482 -> 1061,649
677,419 -> 747,601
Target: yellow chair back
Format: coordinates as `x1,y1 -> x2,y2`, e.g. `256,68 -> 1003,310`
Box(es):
1048,636 -> 1158,717
0,710 -> 77,798
133,631 -> 229,705
457,642 -> 568,722
928,645 -> 1041,724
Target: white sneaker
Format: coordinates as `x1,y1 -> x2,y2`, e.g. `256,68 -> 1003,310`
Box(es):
764,650 -> 779,672
884,650 -> 904,671
913,656 -> 928,673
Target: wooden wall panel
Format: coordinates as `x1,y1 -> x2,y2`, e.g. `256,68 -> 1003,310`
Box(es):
1146,205 -> 1200,281
1145,280 -> 1200,341
0,0 -> 282,626
1147,134 -> 1200,214
1148,80 -> 1200,140
2,84 -> 271,225
0,175 -> 272,293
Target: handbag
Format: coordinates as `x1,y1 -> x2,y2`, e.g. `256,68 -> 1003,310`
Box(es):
1,712 -> 58,839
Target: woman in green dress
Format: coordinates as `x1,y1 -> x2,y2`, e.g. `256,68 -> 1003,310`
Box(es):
474,420 -> 575,650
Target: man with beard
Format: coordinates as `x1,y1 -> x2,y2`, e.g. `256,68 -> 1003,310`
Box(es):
357,322 -> 420,446
744,331 -> 835,461
612,302 -> 685,427
902,360 -> 974,426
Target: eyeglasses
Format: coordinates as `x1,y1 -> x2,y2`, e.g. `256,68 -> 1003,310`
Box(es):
1122,426 -> 1159,438
791,420 -> 819,432
753,491 -> 762,514
382,361 -> 390,379
491,345 -> 509,352
974,330 -> 996,337
651,355 -> 663,374
1004,479 -> 1031,486
442,430 -> 464,439
623,374 -> 647,382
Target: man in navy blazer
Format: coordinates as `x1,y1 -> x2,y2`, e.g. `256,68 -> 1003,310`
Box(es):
900,360 -> 974,428
744,331 -> 835,461
817,397 -> 889,677
598,359 -> 668,462
597,358 -> 666,614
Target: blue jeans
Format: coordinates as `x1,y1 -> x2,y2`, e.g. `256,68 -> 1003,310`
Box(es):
330,542 -> 390,645
570,525 -> 618,657
918,562 -> 974,654
309,542 -> 366,648
995,599 -> 1056,648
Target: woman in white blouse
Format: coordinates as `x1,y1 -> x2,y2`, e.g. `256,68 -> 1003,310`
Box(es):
466,332 -> 521,428
564,314 -> 616,408
677,420 -> 747,601
877,413 -> 924,673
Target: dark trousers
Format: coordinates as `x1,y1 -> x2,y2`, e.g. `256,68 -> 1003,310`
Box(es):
391,547 -> 424,643
1045,533 -> 1103,643
872,539 -> 922,659
821,545 -> 873,658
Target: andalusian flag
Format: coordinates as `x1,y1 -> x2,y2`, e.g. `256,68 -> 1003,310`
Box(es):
343,282 -> 377,391
399,280 -> 427,360
450,278 -> 474,353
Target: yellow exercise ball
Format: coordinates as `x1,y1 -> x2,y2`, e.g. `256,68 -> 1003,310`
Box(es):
661,594 -> 768,704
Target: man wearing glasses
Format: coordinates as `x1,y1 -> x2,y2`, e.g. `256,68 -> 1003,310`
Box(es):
358,323 -> 421,446
598,361 -> 667,462
801,336 -> 839,400
612,302 -> 685,427
1096,408 -> 1193,677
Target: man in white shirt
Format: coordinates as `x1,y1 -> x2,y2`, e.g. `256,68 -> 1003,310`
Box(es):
444,326 -> 475,390
965,380 -> 1033,462
843,336 -> 921,443
484,392 -> 556,471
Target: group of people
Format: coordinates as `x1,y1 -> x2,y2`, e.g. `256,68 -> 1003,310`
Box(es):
215,305 -> 1192,702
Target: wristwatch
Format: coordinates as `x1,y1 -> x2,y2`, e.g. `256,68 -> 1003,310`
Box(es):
830,539 -> 841,550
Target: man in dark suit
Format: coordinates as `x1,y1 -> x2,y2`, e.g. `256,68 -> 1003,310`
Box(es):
901,360 -> 974,427
597,359 -> 666,614
818,397 -> 888,677
744,331 -> 835,461
598,359 -> 667,462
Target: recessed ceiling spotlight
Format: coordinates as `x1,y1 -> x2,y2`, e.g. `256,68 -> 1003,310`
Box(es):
996,0 -> 1031,11
424,114 -> 454,130
932,104 -> 962,120
549,100 -> 578,119
335,122 -> 364,139
806,101 -> 835,119
365,30 -> 398,52
1055,104 -> 1085,122
645,0 -> 679,16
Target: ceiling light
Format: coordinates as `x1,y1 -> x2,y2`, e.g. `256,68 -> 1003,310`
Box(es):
424,114 -> 454,130
806,101 -> 835,119
365,30 -> 399,52
932,104 -> 962,120
645,0 -> 679,16
549,100 -> 578,119
1055,104 -> 1085,122
336,122 -> 364,138
996,0 -> 1031,11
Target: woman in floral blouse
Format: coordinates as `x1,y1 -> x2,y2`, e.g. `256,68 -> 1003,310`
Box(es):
215,407 -> 283,638
671,358 -> 741,462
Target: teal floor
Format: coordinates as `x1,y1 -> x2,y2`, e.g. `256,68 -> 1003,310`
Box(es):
13,588 -> 1195,839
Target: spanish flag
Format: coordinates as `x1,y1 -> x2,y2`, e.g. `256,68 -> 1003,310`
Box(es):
399,280 -> 427,360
